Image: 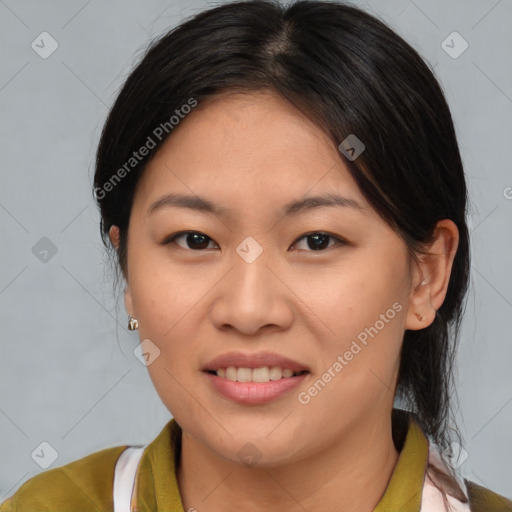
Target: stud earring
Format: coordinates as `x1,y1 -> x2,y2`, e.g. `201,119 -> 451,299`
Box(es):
128,315 -> 139,331
414,312 -> 425,322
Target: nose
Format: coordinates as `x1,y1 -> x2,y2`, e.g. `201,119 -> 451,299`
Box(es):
209,241 -> 294,337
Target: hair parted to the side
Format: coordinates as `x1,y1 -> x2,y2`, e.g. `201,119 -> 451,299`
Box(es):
93,0 -> 470,501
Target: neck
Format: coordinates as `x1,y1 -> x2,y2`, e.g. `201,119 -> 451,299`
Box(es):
176,411 -> 401,512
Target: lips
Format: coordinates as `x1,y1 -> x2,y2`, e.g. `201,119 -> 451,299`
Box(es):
202,351 -> 310,374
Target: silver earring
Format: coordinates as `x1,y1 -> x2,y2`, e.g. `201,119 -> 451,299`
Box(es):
128,315 -> 139,331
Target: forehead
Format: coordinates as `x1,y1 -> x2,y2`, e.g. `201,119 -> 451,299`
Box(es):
133,90 -> 370,218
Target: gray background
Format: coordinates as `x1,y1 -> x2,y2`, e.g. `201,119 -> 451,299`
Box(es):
1,0 -> 511,502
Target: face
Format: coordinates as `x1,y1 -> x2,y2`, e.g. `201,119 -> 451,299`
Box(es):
115,90 -> 431,467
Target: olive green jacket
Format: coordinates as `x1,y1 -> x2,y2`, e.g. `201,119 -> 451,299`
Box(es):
1,409 -> 511,511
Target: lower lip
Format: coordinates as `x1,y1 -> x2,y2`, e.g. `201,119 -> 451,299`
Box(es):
203,371 -> 309,405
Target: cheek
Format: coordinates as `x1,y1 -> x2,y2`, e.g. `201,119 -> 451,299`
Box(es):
131,272 -> 202,346
127,250 -> 221,396
128,260 -> 206,414
298,250 -> 408,377
127,237 -> 200,329
297,252 -> 407,331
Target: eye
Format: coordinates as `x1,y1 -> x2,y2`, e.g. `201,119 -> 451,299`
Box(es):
290,232 -> 346,252
163,231 -> 219,251
162,231 -> 346,252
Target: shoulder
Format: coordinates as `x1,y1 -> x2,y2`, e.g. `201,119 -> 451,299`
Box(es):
0,444 -> 127,512
465,479 -> 512,512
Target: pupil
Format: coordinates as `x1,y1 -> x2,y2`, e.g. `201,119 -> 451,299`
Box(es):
308,234 -> 329,250
188,233 -> 210,250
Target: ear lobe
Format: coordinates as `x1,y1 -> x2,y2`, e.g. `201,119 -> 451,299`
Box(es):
109,225 -> 120,250
405,219 -> 459,330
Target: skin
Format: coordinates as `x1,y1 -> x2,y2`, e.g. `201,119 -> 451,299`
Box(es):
109,89 -> 459,512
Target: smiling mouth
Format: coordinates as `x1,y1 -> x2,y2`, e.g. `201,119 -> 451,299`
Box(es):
204,367 -> 309,383
203,366 -> 310,405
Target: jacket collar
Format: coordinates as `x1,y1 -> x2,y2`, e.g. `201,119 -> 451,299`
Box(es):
135,408 -> 429,512
373,408 -> 429,511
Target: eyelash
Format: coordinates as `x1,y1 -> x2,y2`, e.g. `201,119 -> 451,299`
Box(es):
161,230 -> 348,253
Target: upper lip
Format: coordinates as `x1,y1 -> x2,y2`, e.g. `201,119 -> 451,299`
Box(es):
203,351 -> 310,373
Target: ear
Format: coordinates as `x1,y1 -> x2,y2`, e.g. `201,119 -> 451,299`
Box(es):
109,225 -> 134,316
109,225 -> 120,250
405,219 -> 459,330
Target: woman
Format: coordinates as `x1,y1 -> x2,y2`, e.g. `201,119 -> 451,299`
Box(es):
2,1 -> 510,511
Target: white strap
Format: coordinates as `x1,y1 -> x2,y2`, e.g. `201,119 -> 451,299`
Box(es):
421,474 -> 471,511
420,444 -> 470,512
113,446 -> 146,512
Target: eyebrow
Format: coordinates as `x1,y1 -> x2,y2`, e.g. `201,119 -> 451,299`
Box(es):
146,192 -> 363,218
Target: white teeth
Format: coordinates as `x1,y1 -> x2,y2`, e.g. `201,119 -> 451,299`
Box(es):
269,366 -> 283,380
225,367 -> 237,381
252,367 -> 269,382
237,367 -> 252,382
215,366 -> 303,382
